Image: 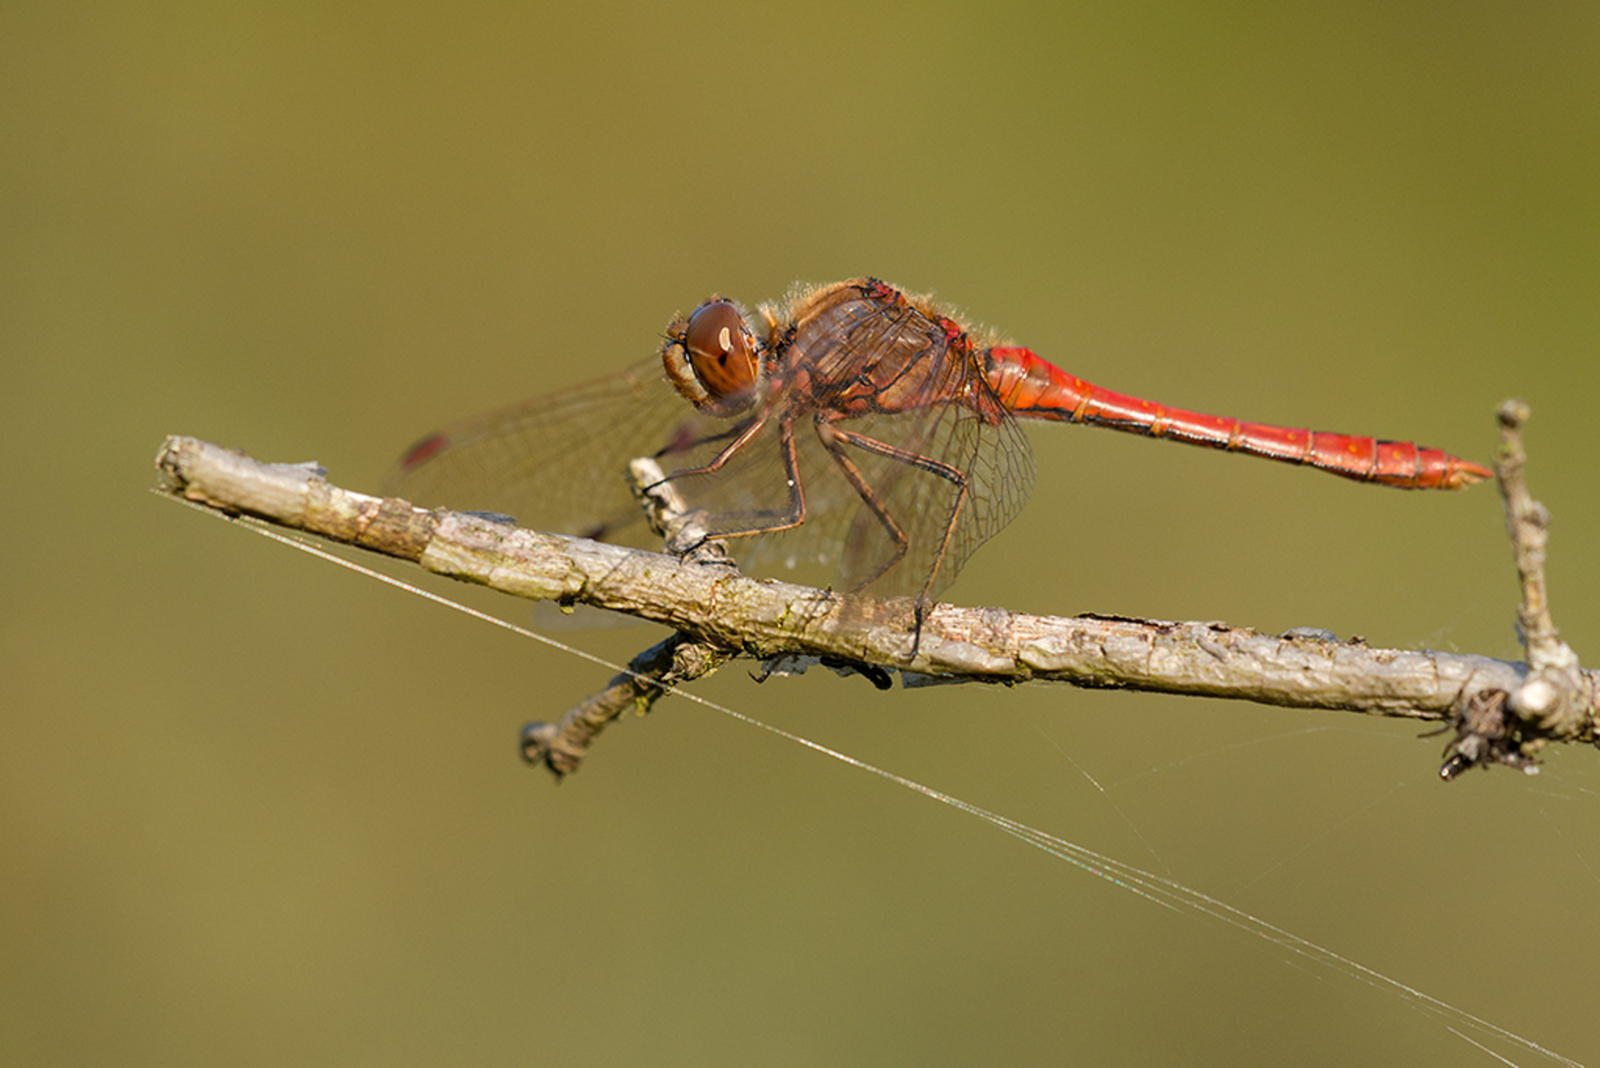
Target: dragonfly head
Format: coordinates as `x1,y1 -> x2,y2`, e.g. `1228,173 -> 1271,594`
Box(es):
662,298 -> 764,417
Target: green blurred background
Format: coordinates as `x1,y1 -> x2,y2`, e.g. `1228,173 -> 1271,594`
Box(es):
5,2 -> 1597,1064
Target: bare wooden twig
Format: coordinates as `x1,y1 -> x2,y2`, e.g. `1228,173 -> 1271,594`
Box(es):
153,427 -> 1597,779
1430,401 -> 1592,779
520,631 -> 731,776
1496,400 -> 1584,703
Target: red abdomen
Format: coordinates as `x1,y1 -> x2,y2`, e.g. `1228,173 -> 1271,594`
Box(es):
983,347 -> 1492,489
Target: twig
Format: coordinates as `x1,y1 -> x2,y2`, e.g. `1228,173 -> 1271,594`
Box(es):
518,458 -> 736,777
1432,402 -> 1592,779
153,430 -> 1597,778
520,632 -> 731,776
1496,401 -> 1583,694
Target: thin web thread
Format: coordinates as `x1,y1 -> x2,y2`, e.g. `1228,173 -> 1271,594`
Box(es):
168,496 -> 1581,1068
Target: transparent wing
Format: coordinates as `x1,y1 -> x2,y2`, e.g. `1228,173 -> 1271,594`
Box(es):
835,391 -> 1035,600
384,359 -> 865,562
385,359 -> 734,549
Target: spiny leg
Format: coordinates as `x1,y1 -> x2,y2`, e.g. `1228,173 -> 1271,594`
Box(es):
818,415 -> 971,651
657,411 -> 769,483
649,417 -> 756,467
674,409 -> 813,543
813,421 -> 911,592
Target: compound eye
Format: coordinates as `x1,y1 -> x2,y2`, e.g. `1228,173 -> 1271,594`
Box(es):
683,300 -> 758,402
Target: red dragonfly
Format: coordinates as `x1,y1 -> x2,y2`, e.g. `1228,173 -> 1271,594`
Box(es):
390,278 -> 1491,609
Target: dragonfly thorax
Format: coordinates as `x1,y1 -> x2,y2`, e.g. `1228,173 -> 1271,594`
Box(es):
661,298 -> 765,418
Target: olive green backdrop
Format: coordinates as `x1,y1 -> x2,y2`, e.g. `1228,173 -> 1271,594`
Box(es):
5,2 -> 1597,1064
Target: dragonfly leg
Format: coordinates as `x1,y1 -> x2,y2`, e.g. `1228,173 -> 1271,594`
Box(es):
656,412 -> 769,482
667,409 -> 814,541
817,416 -> 970,604
812,424 -> 910,591
647,415 -> 756,469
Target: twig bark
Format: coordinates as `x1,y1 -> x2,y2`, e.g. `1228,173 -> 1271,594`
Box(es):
153,428 -> 1596,779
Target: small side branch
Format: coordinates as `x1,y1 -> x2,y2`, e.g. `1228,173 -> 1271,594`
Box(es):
153,429 -> 1596,778
1434,402 -> 1593,778
1496,400 -> 1583,704
521,633 -> 731,777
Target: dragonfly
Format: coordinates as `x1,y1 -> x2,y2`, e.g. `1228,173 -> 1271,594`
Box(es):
388,278 -> 1491,615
